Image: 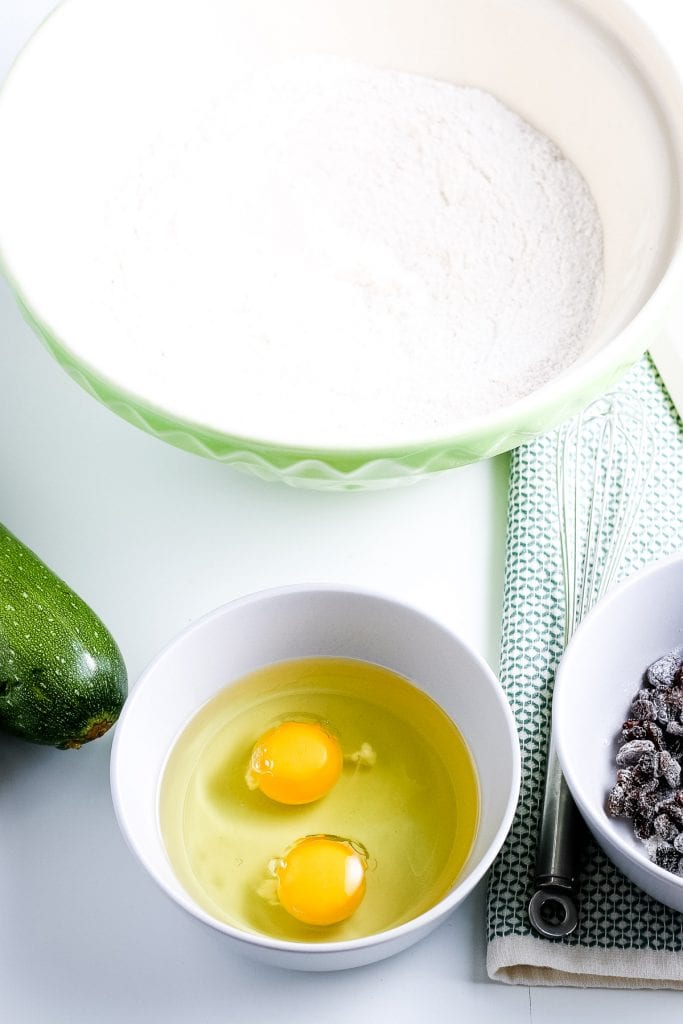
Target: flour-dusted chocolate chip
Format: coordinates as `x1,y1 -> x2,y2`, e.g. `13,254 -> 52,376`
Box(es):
645,722 -> 666,748
634,811 -> 657,841
647,648 -> 683,690
637,787 -> 661,814
653,813 -> 680,841
630,699 -> 657,722
607,784 -> 629,817
632,752 -> 659,785
662,793 -> 683,827
621,721 -> 665,747
644,837 -> 681,873
658,750 -> 682,788
622,788 -> 640,819
653,693 -> 671,725
616,740 -> 656,767
610,647 -> 683,879
665,687 -> 683,717
655,791 -> 678,815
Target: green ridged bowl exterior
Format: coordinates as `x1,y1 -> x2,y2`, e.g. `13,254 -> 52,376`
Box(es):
13,289 -> 673,491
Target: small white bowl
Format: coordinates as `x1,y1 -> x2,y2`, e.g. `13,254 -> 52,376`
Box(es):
554,552 -> 683,911
111,585 -> 520,971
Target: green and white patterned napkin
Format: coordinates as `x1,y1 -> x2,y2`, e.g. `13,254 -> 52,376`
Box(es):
486,354 -> 683,988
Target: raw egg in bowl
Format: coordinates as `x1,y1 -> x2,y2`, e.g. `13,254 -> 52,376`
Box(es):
111,585 -> 520,970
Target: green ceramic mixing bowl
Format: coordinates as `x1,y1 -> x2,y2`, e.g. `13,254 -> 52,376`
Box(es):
1,0 -> 683,490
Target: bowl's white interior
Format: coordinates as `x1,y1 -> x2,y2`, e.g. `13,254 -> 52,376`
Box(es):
111,588 -> 519,944
554,555 -> 683,881
0,0 -> 682,447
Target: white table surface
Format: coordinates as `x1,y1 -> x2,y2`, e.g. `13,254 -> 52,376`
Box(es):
1,1 -> 682,1021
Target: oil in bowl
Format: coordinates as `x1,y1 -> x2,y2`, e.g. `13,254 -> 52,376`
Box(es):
158,657 -> 479,942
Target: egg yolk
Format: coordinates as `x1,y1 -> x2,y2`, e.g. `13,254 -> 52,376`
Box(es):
245,721 -> 343,805
276,836 -> 368,926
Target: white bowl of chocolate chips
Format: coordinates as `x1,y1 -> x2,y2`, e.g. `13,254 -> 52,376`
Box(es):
554,551 -> 683,913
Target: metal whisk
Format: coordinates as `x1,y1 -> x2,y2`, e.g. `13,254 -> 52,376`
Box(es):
527,395 -> 655,939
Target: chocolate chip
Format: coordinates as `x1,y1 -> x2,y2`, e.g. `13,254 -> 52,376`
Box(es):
647,649 -> 683,690
607,784 -> 628,817
616,740 -> 656,767
658,750 -> 682,788
654,814 -> 680,841
610,646 -> 683,880
631,699 -> 657,722
634,812 -> 657,840
633,752 -> 658,785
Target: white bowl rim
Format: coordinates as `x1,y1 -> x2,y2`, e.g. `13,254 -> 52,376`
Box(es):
110,582 -> 521,955
554,550 -> 683,891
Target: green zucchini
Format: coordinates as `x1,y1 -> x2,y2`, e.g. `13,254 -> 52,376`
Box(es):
0,523 -> 127,748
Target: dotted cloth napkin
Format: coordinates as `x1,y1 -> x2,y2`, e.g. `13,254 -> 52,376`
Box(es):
486,355 -> 683,988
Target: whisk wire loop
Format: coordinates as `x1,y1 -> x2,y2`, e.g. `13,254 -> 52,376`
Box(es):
556,397 -> 655,646
529,395 -> 655,940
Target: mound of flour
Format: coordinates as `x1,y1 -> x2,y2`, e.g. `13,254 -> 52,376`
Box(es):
101,56 -> 603,445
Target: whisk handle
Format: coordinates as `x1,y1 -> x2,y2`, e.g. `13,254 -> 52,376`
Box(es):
527,739 -> 582,938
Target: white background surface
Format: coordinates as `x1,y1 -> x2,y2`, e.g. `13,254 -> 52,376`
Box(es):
0,1 -> 681,1021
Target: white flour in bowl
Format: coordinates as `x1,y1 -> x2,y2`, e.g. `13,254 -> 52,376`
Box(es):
97,55 -> 603,446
